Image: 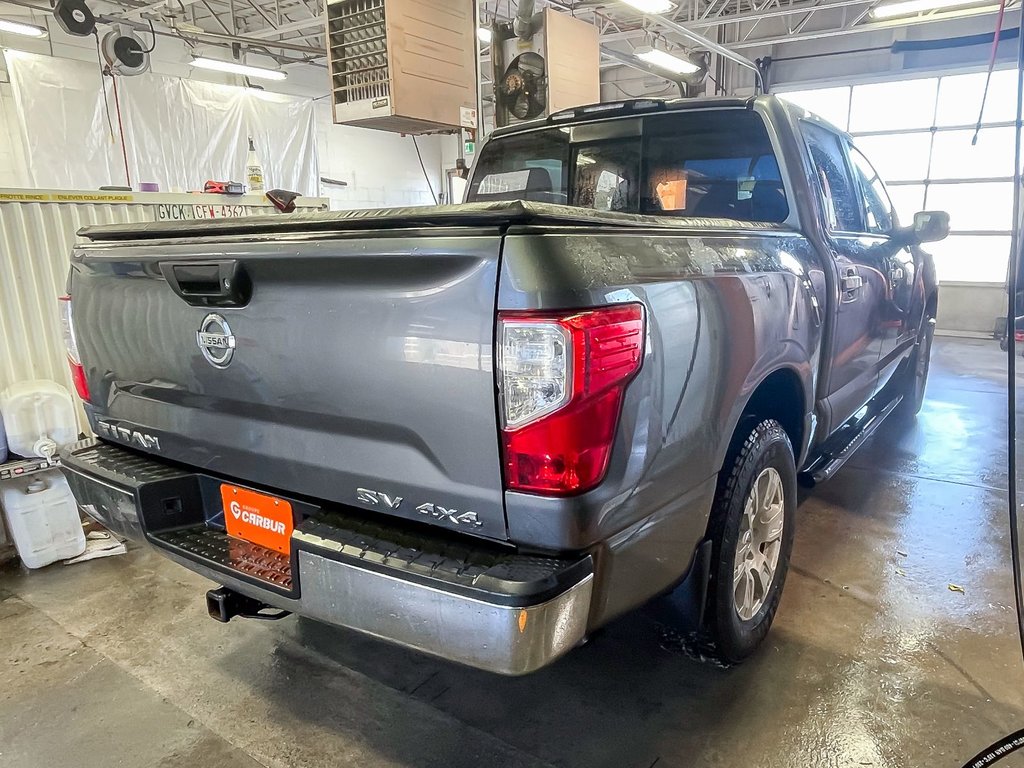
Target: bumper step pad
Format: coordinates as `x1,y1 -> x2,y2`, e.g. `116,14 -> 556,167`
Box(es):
158,528 -> 293,591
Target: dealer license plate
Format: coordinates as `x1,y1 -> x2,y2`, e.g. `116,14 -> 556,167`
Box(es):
221,484 -> 294,554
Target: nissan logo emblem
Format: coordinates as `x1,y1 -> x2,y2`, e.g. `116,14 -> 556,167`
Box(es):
196,313 -> 236,368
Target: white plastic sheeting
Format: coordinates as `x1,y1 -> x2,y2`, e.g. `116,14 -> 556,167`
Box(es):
4,50 -> 318,195
0,189 -> 327,429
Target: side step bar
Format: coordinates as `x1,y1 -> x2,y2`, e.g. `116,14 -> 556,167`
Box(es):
799,395 -> 902,488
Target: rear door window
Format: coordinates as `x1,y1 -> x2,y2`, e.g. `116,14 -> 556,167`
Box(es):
849,146 -> 897,233
801,122 -> 863,232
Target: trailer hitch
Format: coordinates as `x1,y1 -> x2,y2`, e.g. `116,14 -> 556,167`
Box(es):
206,587 -> 291,623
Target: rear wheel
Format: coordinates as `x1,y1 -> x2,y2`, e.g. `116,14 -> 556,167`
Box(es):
703,418 -> 796,663
898,315 -> 935,418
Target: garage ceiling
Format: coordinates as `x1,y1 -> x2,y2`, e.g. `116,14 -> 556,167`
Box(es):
1,0 -> 1016,83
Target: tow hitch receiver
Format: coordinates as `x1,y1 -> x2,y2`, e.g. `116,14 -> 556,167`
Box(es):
206,587 -> 292,622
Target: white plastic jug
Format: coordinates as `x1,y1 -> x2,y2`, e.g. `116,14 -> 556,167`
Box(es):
0,470 -> 85,568
0,380 -> 77,459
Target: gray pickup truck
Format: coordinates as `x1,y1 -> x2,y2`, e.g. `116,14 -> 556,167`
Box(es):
59,95 -> 948,675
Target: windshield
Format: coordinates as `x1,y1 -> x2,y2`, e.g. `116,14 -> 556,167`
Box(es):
467,109 -> 789,223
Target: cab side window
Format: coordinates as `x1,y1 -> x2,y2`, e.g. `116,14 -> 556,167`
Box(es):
801,122 -> 863,233
849,146 -> 897,234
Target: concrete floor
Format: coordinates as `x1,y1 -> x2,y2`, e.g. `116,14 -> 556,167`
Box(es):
2,336 -> 1024,768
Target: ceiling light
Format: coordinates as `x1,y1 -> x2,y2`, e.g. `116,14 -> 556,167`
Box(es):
477,27 -> 492,43
870,0 -> 990,17
191,56 -> 287,81
0,18 -> 48,38
633,46 -> 699,75
618,0 -> 676,15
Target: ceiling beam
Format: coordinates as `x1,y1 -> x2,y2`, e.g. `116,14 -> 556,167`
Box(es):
687,0 -> 873,27
729,0 -> 1011,48
245,12 -> 322,37
243,0 -> 277,27
117,0 -> 209,22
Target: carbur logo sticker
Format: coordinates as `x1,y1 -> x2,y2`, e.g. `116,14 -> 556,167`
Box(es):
227,501 -> 287,535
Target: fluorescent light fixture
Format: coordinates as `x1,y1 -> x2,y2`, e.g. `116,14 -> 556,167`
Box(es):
633,46 -> 699,75
191,56 -> 287,81
477,27 -> 492,43
618,0 -> 676,14
870,0 -> 989,17
0,18 -> 48,38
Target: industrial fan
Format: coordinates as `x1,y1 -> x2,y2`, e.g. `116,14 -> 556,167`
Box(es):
498,52 -> 546,122
489,7 -> 598,128
100,26 -> 152,76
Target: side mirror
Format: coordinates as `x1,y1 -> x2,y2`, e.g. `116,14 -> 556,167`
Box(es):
901,210 -> 950,245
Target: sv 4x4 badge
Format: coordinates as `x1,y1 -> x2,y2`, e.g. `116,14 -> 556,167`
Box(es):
355,487 -> 482,527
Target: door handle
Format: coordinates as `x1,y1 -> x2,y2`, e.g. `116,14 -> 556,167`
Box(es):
159,260 -> 251,308
841,267 -> 863,293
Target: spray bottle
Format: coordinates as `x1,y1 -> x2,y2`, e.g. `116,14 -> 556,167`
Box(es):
246,137 -> 265,193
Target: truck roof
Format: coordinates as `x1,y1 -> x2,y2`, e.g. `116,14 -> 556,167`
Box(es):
489,95 -> 759,138
488,93 -> 848,145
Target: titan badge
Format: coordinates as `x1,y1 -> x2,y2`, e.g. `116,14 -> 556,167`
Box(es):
356,487 -> 483,527
95,419 -> 161,450
196,313 -> 236,368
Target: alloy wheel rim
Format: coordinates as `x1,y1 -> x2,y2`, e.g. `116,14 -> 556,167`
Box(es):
733,466 -> 785,622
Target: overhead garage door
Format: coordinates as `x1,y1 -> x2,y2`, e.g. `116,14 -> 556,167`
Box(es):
780,69 -> 1016,287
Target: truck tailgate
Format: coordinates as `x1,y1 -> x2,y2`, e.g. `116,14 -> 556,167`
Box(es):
69,229 -> 508,540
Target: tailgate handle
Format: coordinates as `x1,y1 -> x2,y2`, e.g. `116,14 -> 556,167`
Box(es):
160,260 -> 251,307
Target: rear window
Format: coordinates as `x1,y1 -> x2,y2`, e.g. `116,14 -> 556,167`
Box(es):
467,109 -> 789,223
468,131 -> 570,204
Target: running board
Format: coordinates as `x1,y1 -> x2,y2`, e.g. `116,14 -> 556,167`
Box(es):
799,396 -> 902,488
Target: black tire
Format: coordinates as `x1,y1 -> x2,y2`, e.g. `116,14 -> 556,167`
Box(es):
897,316 -> 935,418
703,417 -> 797,663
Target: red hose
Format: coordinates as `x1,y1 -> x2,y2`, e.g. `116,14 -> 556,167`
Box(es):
110,74 -> 132,188
972,0 -> 1008,145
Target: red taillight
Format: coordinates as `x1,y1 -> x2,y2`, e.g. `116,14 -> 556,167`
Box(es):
1014,330 -> 1024,343
498,304 -> 645,496
58,295 -> 90,402
69,362 -> 90,402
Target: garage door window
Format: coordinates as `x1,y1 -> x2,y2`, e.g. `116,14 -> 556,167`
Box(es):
781,70 -> 1015,283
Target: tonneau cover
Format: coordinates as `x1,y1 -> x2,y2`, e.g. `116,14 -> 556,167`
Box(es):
78,200 -> 790,242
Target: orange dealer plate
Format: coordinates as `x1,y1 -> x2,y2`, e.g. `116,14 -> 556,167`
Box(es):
221,484 -> 294,555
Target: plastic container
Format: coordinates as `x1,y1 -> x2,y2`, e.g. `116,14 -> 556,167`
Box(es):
246,137 -> 265,193
0,380 -> 77,459
0,470 -> 85,568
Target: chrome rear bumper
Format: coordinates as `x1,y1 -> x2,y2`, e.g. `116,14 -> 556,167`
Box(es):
61,438 -> 593,675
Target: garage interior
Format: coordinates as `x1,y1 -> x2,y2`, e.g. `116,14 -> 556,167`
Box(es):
1,0 -> 1023,762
